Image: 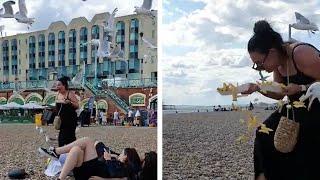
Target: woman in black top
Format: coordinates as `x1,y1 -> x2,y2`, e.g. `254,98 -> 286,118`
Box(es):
56,76 -> 79,147
243,20 -> 320,179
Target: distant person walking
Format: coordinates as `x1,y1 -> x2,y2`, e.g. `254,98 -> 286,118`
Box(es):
249,101 -> 254,110
134,108 -> 141,126
113,110 -> 119,126
128,108 -> 134,125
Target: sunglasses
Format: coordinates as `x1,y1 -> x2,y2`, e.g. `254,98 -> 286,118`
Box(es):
252,51 -> 269,71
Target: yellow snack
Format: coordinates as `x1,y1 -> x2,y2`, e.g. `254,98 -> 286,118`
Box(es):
258,123 -> 274,134
293,101 -> 306,108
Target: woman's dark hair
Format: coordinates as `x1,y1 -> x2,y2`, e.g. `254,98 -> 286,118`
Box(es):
57,76 -> 70,90
139,151 -> 157,180
248,20 -> 285,55
124,148 -> 142,179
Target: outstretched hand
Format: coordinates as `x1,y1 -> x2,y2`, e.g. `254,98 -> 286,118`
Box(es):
283,83 -> 301,96
104,151 -> 112,160
241,83 -> 260,95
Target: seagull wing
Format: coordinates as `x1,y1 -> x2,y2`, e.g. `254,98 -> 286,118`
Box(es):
18,0 -> 28,17
0,8 -> 3,15
107,8 -> 118,30
142,37 -> 157,49
71,68 -> 84,85
295,12 -> 310,24
3,1 -> 15,15
101,38 -> 110,57
142,0 -> 152,10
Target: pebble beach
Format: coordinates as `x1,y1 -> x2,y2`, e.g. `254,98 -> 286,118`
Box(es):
0,124 -> 157,179
163,110 -> 272,180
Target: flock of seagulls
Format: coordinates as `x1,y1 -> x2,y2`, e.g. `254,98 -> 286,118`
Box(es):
0,0 -> 35,29
78,0 -> 156,64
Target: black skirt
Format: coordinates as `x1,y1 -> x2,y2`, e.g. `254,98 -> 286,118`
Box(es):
254,100 -> 320,180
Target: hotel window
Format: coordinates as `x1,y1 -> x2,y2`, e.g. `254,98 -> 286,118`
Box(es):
116,21 -> 125,50
91,25 -> 99,39
48,33 -> 55,67
29,36 -> 37,79
80,27 -> 88,64
11,39 -> 18,75
2,40 -> 9,76
38,34 -> 45,68
58,31 -> 66,67
91,25 -> 99,63
68,29 -> 77,65
129,19 -> 139,73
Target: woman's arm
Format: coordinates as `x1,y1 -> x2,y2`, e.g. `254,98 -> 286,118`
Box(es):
259,90 -> 286,100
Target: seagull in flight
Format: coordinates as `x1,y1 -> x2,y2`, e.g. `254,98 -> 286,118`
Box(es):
81,37 -> 111,58
14,0 -> 35,27
134,0 -> 155,18
290,12 -> 318,33
0,1 -> 15,18
106,44 -> 124,60
101,8 -> 118,33
142,37 -> 157,49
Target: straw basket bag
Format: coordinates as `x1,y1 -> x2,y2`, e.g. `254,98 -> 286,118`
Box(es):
274,106 -> 299,153
54,105 -> 63,130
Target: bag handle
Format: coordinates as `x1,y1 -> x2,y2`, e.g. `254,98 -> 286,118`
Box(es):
286,58 -> 296,122
57,104 -> 63,116
56,92 -> 63,116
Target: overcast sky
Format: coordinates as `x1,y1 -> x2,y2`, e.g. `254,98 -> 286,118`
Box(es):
163,0 -> 320,106
0,0 -> 157,36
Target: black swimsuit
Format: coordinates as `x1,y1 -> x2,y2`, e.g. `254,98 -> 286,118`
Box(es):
254,43 -> 320,180
56,91 -> 78,146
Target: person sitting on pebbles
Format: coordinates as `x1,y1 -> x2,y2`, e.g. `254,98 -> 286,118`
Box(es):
39,137 -> 144,180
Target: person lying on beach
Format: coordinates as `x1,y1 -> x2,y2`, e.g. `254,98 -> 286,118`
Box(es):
39,137 -> 141,180
246,20 -> 320,180
89,151 -> 157,180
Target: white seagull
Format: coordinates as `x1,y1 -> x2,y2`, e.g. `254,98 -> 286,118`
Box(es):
81,37 -> 111,58
142,37 -> 157,49
299,82 -> 320,110
134,0 -> 155,18
106,44 -> 124,60
14,0 -> 35,26
0,1 -> 15,18
290,12 -> 318,33
71,68 -> 84,86
102,8 -> 118,33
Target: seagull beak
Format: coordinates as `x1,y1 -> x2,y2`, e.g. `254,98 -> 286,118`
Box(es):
299,91 -> 311,102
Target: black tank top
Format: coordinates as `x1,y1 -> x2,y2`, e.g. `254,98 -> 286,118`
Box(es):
282,43 -> 317,101
56,91 -> 78,130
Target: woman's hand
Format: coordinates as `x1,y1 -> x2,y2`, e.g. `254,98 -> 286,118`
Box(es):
283,83 -> 301,96
241,83 -> 260,95
65,99 -> 71,104
103,152 -> 111,160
